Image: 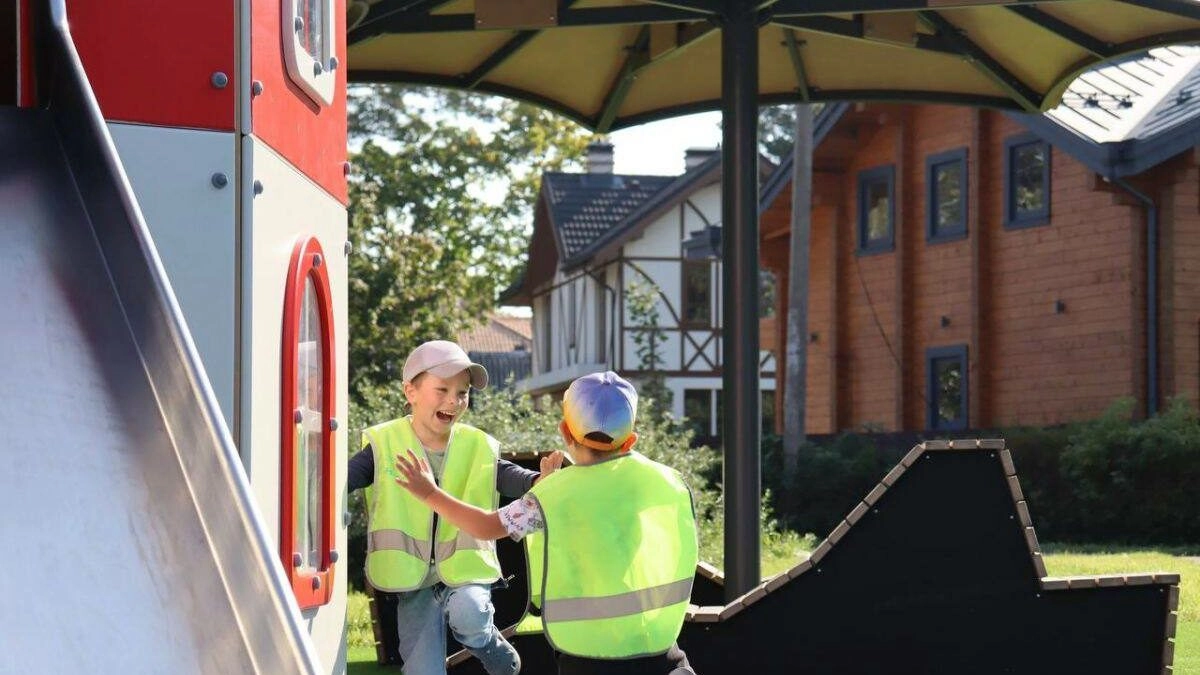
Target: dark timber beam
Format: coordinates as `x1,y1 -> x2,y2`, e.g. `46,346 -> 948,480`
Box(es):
1005,5 -> 1115,58
918,10 -> 1043,111
1116,0 -> 1200,22
352,0 -> 455,35
782,29 -> 811,102
349,5 -> 707,41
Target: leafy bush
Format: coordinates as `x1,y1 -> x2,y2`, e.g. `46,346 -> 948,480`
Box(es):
760,398 -> 1200,547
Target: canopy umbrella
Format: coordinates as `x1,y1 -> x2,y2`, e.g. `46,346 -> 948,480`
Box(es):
346,0 -> 1200,600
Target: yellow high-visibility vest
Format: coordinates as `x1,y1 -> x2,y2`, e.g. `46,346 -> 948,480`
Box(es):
520,451 -> 698,659
362,417 -> 502,591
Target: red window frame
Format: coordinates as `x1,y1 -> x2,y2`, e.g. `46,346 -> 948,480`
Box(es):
280,236 -> 336,608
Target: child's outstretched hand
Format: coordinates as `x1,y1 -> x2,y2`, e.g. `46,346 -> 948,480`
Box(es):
395,449 -> 437,500
535,450 -> 565,485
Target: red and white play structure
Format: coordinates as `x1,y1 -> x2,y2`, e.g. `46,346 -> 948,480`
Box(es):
4,0 -> 348,672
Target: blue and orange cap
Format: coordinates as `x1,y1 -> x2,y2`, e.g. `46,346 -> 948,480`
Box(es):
562,371 -> 638,451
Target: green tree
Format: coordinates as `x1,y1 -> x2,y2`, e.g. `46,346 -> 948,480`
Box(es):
625,280 -> 673,418
347,85 -> 592,401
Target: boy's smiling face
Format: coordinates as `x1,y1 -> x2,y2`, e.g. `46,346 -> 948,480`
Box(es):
404,370 -> 471,445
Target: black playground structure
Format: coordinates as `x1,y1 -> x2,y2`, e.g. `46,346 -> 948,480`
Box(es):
368,440 -> 1179,673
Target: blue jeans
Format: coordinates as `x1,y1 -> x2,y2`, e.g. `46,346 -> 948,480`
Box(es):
395,582 -> 520,675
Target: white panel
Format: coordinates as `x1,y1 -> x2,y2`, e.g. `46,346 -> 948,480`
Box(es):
687,184 -> 721,226
108,123 -> 238,427
243,136 -> 348,675
658,331 -> 682,371
623,259 -> 681,325
623,207 -> 682,258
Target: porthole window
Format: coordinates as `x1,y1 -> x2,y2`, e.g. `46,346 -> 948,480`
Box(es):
283,0 -> 336,105
281,237 -> 336,608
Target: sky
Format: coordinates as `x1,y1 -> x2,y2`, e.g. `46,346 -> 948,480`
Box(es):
608,111 -> 722,176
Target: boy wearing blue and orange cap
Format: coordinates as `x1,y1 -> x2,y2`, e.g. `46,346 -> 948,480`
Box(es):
395,371 -> 700,675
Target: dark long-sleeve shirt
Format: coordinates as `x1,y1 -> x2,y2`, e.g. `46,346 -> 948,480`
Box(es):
347,444 -> 537,498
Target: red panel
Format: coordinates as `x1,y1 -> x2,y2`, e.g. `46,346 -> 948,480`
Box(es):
18,0 -> 34,107
65,0 -> 234,130
280,237 -> 337,610
252,0 -> 348,204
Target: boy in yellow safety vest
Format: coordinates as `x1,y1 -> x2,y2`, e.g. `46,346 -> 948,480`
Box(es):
395,370 -> 699,675
350,340 -> 564,674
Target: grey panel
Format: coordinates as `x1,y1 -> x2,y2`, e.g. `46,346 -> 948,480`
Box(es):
0,2 -> 319,672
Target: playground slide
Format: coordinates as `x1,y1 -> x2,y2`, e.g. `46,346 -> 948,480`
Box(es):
0,4 -> 320,673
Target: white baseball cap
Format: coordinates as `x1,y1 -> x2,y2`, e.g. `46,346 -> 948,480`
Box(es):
402,340 -> 489,389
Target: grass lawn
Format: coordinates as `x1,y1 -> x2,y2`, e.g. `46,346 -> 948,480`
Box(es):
347,546 -> 1197,673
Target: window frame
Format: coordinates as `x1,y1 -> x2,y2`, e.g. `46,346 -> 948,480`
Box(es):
926,345 -> 968,431
280,236 -> 337,609
681,259 -> 713,328
1003,134 -> 1052,229
856,165 -> 896,255
925,148 -> 968,244
282,0 -> 337,106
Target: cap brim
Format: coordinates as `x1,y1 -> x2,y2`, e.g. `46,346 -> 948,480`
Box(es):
427,361 -> 489,389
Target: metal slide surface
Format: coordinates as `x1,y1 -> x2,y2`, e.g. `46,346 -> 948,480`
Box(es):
0,4 -> 320,673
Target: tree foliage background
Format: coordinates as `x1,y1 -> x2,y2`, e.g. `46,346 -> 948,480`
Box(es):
347,85 -> 592,403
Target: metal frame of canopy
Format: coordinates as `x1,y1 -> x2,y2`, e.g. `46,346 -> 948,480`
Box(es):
348,0 -> 1200,601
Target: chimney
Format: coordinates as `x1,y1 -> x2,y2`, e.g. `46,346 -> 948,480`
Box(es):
586,141 -> 614,174
684,147 -> 719,171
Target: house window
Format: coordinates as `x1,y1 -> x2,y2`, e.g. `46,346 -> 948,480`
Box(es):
1004,136 -> 1050,228
761,389 -> 777,436
595,282 -> 608,363
281,237 -> 336,609
926,345 -> 968,431
759,270 -> 777,318
857,166 -> 895,254
684,389 -> 714,438
683,260 -> 711,326
926,148 -> 967,242
538,294 -> 552,373
283,0 -> 336,105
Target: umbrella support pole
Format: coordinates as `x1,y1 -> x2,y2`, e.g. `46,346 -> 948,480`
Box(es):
720,3 -> 762,603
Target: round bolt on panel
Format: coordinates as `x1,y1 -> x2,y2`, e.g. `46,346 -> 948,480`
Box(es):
292,552 -> 303,568
293,408 -> 303,424
312,253 -> 323,268
251,80 -> 264,96
294,16 -> 304,32
210,173 -> 228,189
329,417 -> 339,431
343,240 -> 352,257
210,72 -> 229,89
253,180 -> 264,195
329,550 -> 339,564
313,62 -> 324,77
312,577 -> 321,590
328,56 -> 339,71
342,161 -> 352,177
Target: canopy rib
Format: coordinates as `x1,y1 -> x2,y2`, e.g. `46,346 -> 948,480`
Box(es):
1005,5 -> 1115,58
596,27 -> 651,132
918,10 -> 1043,111
782,29 -> 811,101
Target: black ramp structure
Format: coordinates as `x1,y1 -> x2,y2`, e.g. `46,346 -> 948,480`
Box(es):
445,441 -> 1177,674
680,440 -> 1178,674
0,2 -> 320,671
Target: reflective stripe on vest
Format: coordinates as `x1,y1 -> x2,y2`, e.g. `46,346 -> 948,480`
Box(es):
543,577 -> 693,622
363,418 -> 502,591
523,451 -> 699,659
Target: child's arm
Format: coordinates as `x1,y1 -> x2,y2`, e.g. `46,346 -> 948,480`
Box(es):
394,450 -> 508,540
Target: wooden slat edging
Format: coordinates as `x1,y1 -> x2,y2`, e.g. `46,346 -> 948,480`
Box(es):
1007,475 -> 1025,502
863,483 -> 888,506
999,448 -> 1016,476
828,519 -> 851,544
787,559 -> 814,579
881,464 -> 906,486
846,501 -> 869,525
